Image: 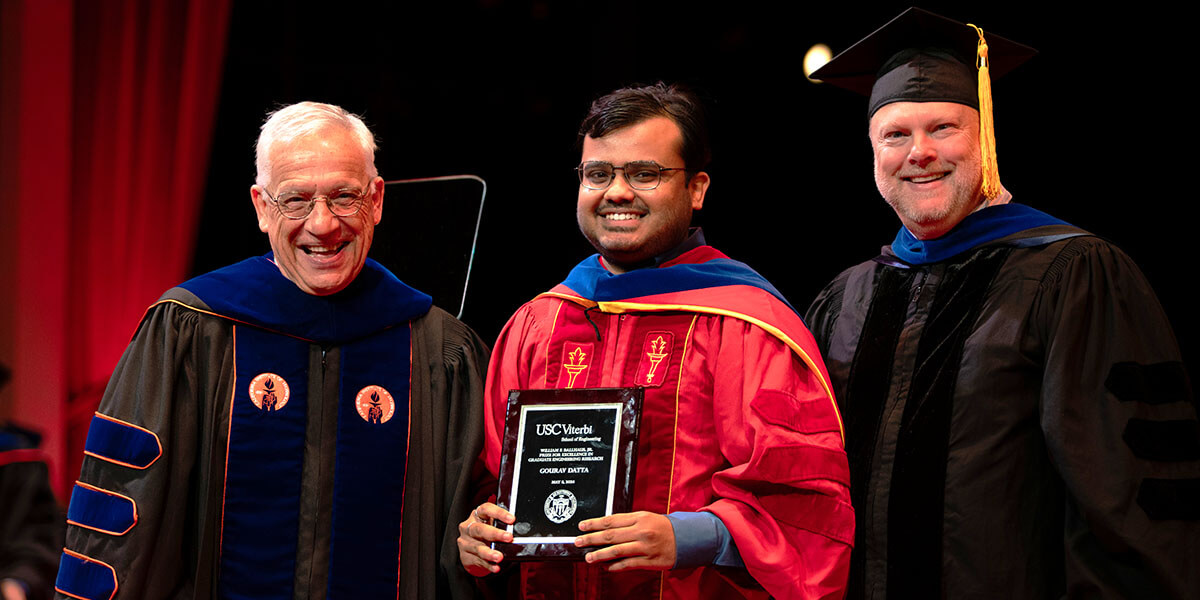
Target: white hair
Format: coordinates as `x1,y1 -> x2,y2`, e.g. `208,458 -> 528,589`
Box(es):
255,101 -> 378,188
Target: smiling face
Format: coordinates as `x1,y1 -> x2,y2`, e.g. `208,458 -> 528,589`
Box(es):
250,126 -> 383,295
576,117 -> 709,273
870,101 -> 983,240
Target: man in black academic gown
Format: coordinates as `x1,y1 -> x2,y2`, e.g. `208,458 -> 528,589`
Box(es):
805,8 -> 1199,599
54,102 -> 487,600
1,363 -> 63,600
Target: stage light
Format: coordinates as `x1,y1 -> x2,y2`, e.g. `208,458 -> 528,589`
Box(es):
804,43 -> 833,82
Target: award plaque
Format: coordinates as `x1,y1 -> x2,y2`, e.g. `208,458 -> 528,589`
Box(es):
493,387 -> 642,560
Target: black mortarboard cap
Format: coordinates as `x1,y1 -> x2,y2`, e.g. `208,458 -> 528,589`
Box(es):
811,7 -> 1037,117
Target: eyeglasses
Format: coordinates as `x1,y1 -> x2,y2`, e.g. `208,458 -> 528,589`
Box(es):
576,161 -> 687,191
261,183 -> 373,219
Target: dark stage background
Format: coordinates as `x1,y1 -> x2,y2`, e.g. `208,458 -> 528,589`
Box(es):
2,0 -> 1190,499
194,2 -> 1193,380
4,0 -> 1190,501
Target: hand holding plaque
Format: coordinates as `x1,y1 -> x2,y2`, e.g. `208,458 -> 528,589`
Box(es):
457,501 -> 513,575
493,387 -> 642,560
574,510 -> 677,570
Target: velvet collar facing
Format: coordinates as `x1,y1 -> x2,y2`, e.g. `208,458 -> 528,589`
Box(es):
179,254 -> 432,344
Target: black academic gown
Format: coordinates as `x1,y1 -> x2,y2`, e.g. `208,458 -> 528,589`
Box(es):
56,256 -> 487,600
806,215 -> 1199,599
1,427 -> 64,600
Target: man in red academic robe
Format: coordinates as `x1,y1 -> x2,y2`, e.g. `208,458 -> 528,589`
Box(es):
456,83 -> 854,599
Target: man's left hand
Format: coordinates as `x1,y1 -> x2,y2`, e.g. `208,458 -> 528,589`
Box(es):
574,511 -> 675,571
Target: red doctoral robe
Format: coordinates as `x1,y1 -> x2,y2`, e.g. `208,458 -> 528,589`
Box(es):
483,246 -> 853,599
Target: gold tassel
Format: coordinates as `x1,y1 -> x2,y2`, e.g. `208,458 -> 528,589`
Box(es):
967,23 -> 1001,200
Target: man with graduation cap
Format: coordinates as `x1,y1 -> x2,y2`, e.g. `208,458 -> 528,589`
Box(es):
806,8 -> 1199,599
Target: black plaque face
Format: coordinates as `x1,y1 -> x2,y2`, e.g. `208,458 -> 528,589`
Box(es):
494,388 -> 642,560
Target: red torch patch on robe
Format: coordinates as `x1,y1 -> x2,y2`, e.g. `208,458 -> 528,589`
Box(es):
635,332 -> 674,388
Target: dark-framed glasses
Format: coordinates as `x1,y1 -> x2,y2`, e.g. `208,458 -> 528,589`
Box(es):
261,183 -> 373,219
576,161 -> 687,191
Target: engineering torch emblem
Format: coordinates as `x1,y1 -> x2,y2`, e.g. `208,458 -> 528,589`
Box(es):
558,342 -> 593,389
644,336 -> 669,383
636,332 -> 675,387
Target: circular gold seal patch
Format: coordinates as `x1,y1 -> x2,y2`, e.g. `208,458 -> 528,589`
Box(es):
355,385 -> 395,424
249,373 -> 290,411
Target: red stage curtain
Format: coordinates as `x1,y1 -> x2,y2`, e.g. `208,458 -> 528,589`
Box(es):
0,0 -> 230,499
